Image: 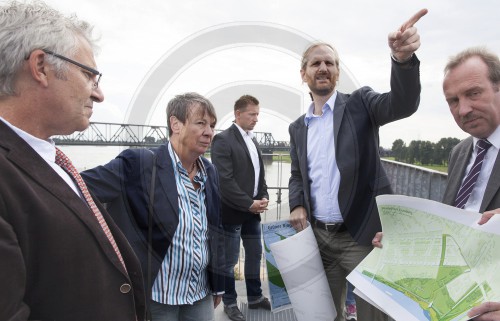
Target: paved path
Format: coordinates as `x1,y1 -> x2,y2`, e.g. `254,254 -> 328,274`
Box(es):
214,279 -> 299,321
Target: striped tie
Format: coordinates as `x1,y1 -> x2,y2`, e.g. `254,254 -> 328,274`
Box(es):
454,139 -> 492,209
55,147 -> 127,273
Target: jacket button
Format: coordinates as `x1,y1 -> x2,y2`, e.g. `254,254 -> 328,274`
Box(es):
120,283 -> 131,293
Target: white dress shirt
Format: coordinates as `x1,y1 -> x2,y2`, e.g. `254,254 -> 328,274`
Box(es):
0,117 -> 80,196
235,123 -> 260,197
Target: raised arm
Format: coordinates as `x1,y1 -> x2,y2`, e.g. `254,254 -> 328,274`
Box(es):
388,8 -> 428,62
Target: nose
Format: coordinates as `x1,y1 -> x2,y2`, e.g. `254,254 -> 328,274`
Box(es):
204,125 -> 215,137
318,61 -> 327,71
91,86 -> 104,103
457,100 -> 473,117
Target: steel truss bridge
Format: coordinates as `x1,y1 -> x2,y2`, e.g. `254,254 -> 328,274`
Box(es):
53,122 -> 290,152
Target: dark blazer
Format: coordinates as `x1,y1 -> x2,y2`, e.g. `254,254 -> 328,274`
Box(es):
288,57 -> 421,246
211,123 -> 269,225
442,136 -> 500,210
0,121 -> 146,321
81,144 -> 225,294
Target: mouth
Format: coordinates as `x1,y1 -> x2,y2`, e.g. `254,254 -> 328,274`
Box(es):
315,74 -> 330,84
462,116 -> 480,127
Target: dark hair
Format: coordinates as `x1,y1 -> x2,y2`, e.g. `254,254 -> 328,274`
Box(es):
166,92 -> 217,136
234,94 -> 259,112
444,46 -> 500,84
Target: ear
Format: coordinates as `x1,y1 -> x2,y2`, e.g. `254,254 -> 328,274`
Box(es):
27,50 -> 50,87
169,116 -> 181,134
300,69 -> 306,83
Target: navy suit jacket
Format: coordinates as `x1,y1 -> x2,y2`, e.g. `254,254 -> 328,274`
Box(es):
211,123 -> 269,224
0,121 -> 146,321
288,57 -> 421,246
442,136 -> 500,210
82,144 -> 225,294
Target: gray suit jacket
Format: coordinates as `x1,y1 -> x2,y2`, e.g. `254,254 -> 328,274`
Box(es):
211,123 -> 269,224
288,56 -> 421,246
442,136 -> 500,210
0,121 -> 146,321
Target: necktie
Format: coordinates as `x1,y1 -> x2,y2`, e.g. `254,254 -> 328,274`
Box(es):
55,147 -> 127,273
454,139 -> 492,209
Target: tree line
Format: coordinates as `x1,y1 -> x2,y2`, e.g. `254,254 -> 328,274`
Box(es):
390,137 -> 461,166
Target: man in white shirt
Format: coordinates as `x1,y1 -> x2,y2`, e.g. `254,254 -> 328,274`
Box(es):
373,47 -> 500,321
211,95 -> 270,321
0,1 -> 145,320
441,47 -> 500,321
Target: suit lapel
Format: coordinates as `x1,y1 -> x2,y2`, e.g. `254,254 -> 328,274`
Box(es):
296,120 -> 308,172
0,123 -> 128,275
333,92 -> 347,148
446,139 -> 473,206
481,149 -> 500,212
231,124 -> 252,160
154,144 -> 179,216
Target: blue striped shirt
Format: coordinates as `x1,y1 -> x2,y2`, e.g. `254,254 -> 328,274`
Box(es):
152,143 -> 210,305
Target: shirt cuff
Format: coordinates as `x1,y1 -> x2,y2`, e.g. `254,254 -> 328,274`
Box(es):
391,53 -> 414,64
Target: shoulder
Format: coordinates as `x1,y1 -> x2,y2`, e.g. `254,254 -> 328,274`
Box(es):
213,127 -> 237,149
202,157 -> 218,180
345,86 -> 374,100
289,114 -> 306,129
451,137 -> 473,154
201,156 -> 212,167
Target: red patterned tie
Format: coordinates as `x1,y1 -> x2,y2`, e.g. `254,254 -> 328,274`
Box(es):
55,147 -> 127,273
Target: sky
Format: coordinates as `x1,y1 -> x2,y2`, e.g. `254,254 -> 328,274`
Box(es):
19,0 -> 500,148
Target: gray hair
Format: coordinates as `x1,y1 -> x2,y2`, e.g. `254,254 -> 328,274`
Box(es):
166,92 -> 217,136
0,0 -> 98,96
301,42 -> 340,70
444,46 -> 500,85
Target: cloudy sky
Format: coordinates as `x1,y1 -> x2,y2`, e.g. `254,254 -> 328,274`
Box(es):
29,0 -> 500,148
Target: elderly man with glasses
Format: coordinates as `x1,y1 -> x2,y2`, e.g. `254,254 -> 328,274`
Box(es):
0,1 -> 146,320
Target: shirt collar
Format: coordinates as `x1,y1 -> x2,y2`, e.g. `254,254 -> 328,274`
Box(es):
473,125 -> 500,150
304,91 -> 337,126
0,116 -> 57,164
234,123 -> 254,139
168,142 -> 207,177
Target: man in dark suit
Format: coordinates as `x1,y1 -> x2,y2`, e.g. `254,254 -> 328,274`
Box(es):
288,9 -> 426,321
82,93 -> 225,321
0,1 -> 146,320
441,47 -> 500,321
373,46 -> 500,321
211,95 -> 270,321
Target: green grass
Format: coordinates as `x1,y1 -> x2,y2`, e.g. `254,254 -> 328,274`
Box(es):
383,157 -> 448,173
271,152 -> 291,162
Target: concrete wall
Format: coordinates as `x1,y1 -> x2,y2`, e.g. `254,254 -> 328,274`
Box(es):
381,159 -> 448,202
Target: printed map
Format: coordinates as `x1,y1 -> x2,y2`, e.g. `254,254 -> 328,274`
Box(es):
348,195 -> 500,321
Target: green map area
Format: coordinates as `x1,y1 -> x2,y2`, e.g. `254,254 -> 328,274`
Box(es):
356,203 -> 500,321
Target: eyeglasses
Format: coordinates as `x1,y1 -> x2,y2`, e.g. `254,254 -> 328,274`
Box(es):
42,49 -> 102,88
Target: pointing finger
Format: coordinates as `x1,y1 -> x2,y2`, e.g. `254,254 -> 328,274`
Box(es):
400,8 -> 428,32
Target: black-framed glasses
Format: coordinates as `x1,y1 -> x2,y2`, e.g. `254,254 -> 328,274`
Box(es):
42,49 -> 102,88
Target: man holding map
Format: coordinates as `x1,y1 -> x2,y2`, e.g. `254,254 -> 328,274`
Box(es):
373,46 -> 500,320
441,46 -> 500,321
